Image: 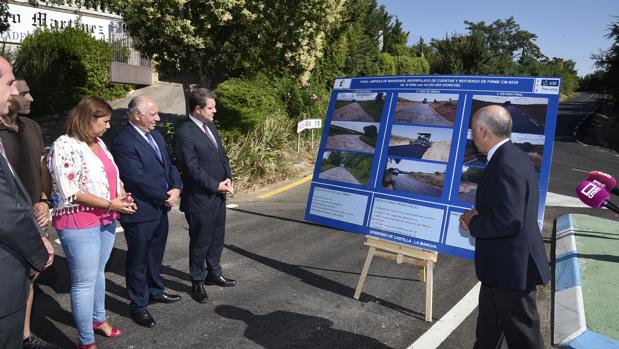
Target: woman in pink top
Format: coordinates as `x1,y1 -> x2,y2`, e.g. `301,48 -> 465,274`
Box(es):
48,97 -> 136,349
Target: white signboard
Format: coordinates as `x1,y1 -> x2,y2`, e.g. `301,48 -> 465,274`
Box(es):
2,3 -> 122,44
297,119 -> 322,134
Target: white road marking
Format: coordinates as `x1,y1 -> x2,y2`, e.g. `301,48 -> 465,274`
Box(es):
546,192 -> 588,208
408,282 -> 481,349
571,168 -> 588,173
227,204 -> 239,208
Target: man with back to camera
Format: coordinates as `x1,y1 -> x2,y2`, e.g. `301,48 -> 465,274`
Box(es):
0,75 -> 59,349
460,105 -> 550,349
174,88 -> 236,304
0,57 -> 54,349
111,95 -> 183,328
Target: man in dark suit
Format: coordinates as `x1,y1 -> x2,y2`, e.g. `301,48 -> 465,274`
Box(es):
1,76 -> 60,349
460,105 -> 550,349
0,57 -> 53,349
111,96 -> 183,328
174,88 -> 236,304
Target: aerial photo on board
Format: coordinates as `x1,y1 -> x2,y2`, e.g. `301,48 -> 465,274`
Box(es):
394,93 -> 459,126
388,125 -> 453,162
471,95 -> 548,135
382,158 -> 446,198
333,92 -> 385,122
326,121 -> 380,154
319,151 -> 373,185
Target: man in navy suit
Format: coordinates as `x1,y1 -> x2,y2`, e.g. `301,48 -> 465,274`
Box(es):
0,56 -> 53,349
460,105 -> 549,349
111,96 -> 183,328
174,88 -> 236,304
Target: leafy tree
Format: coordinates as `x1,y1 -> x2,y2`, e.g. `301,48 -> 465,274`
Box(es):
593,17 -> 619,106
113,0 -> 344,85
0,1 -> 10,33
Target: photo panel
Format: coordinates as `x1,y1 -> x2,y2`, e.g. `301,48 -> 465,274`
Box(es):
511,133 -> 545,173
470,95 -> 548,135
319,150 -> 374,186
463,130 -> 487,166
382,158 -> 446,198
333,92 -> 386,122
388,125 -> 453,162
457,165 -> 484,204
395,93 -> 459,126
326,121 -> 380,155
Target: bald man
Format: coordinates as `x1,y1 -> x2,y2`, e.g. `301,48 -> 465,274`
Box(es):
0,58 -> 53,349
460,105 -> 549,349
111,96 -> 182,328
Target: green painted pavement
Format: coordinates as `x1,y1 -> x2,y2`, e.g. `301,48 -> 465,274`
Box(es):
572,214 -> 619,340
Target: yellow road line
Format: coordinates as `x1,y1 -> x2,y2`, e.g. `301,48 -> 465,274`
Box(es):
258,175 -> 313,199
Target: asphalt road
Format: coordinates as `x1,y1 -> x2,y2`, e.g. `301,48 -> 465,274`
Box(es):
28,92 -> 618,349
395,104 -> 452,126
388,144 -> 429,158
505,105 -> 545,134
319,166 -> 360,184
392,175 -> 442,197
333,103 -> 374,122
326,134 -> 375,153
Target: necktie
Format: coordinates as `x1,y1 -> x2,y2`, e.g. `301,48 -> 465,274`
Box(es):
145,132 -> 162,161
202,123 -> 218,149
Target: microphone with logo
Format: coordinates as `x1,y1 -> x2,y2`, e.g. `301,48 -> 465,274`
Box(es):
576,180 -> 619,214
586,171 -> 619,196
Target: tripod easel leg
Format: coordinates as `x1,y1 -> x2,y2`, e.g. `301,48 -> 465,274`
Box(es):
354,246 -> 376,299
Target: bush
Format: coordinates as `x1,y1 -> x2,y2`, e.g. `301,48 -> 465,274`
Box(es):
223,114 -> 298,187
15,27 -> 130,118
275,77 -> 330,121
215,76 -> 287,133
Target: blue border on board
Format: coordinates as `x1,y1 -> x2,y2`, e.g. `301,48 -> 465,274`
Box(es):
305,75 -> 561,261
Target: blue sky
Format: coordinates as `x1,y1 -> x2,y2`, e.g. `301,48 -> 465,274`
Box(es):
378,0 -> 619,76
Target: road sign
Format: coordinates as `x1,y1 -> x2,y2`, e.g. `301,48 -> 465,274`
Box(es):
297,119 -> 322,134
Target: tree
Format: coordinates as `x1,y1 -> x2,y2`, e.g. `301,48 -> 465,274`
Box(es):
0,1 -> 10,33
593,17 -> 619,105
113,0 -> 345,85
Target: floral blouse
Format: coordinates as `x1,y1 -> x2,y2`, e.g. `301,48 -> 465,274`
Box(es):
48,134 -> 122,216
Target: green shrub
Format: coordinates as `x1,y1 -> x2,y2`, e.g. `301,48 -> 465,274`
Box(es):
224,114 -> 297,186
15,27 -> 130,118
215,76 -> 287,133
275,77 -> 331,122
395,55 -> 430,75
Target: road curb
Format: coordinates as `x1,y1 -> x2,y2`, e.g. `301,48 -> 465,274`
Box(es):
552,214 -> 619,349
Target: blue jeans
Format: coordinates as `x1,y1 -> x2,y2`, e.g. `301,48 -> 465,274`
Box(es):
58,222 -> 116,346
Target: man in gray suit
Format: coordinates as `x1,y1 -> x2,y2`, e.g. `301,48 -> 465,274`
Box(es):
0,57 -> 53,349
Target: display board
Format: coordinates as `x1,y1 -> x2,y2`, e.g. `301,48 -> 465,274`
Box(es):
305,75 -> 560,260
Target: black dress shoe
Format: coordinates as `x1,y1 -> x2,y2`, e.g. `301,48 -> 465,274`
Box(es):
130,309 -> 156,328
191,281 -> 208,303
205,275 -> 237,287
150,292 -> 181,304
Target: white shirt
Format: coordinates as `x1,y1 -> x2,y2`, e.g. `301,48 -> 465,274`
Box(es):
189,114 -> 218,147
486,138 -> 510,163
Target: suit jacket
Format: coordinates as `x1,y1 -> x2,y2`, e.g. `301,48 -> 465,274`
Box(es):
174,119 -> 231,213
111,125 -> 182,223
0,155 -> 47,317
469,141 -> 550,291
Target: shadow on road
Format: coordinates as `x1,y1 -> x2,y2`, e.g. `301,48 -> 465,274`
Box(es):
215,305 -> 393,349
224,244 -> 427,320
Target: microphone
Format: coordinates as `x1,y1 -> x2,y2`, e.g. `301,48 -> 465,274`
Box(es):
576,181 -> 619,214
586,171 -> 619,196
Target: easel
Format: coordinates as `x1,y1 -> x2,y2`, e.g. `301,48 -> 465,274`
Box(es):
353,237 -> 438,322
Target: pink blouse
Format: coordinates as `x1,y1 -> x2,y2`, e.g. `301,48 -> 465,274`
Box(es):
52,147 -> 119,230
